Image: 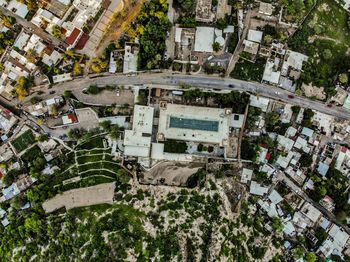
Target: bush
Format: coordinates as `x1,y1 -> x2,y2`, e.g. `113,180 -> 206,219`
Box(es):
164,140 -> 187,153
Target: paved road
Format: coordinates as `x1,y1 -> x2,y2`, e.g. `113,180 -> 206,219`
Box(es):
26,73 -> 350,121
0,6 -> 68,50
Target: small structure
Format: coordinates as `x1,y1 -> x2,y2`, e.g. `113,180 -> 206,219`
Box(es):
240,168 -> 253,184
53,73 -> 72,83
247,30 -> 263,43
249,95 -> 270,112
243,40 -> 260,55
123,43 -> 139,74
259,2 -> 273,16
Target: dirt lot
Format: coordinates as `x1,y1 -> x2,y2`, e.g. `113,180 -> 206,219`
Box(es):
42,182 -> 115,213
73,89 -> 135,106
141,161 -> 205,186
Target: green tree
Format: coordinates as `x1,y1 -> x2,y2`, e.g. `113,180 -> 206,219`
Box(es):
271,217 -> 283,232
176,0 -> 195,10
212,42 -> 221,52
305,252 -> 317,262
52,25 -> 62,38
63,90 -> 73,98
339,73 -> 348,84
291,105 -> 301,114
299,153 -> 313,168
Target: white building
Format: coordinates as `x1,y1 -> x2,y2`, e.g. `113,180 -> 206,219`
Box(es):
124,105 -> 154,158
157,103 -> 230,146
194,27 -> 215,53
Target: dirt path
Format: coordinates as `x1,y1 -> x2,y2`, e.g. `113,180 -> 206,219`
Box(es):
226,8 -> 252,77
95,0 -> 145,57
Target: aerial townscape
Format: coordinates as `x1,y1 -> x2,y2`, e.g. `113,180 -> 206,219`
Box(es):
1,0 -> 350,261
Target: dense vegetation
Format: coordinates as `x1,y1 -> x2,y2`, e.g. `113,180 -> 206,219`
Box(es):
136,0 -> 171,69
288,0 -> 350,97
231,57 -> 266,82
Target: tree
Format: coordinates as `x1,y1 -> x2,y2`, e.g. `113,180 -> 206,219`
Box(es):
212,42 -> 221,52
291,105 -> 301,114
305,252 -> 317,262
25,49 -> 37,63
72,62 -> 82,76
30,96 -> 41,104
52,25 -> 62,38
37,118 -> 44,125
109,125 -> 120,140
176,0 -> 195,10
24,214 -> 43,235
99,120 -> 112,131
63,90 -> 73,98
36,134 -> 49,142
50,104 -> 58,116
216,18 -> 228,30
299,153 -> 313,168
2,169 -> 19,186
263,35 -> 273,44
292,247 -> 305,260
271,217 -> 283,232
15,76 -> 32,100
90,57 -> 108,73
339,73 -> 348,84
86,85 -> 100,95
2,15 -> 16,28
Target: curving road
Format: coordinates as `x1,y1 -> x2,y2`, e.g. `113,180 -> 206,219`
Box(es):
28,72 -> 350,120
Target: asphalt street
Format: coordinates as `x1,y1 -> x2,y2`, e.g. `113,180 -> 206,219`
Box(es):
0,6 -> 68,50
27,72 -> 350,121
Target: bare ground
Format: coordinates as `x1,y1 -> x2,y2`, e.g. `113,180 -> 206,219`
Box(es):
95,0 -> 145,57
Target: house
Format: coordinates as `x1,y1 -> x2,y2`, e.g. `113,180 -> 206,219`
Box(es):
123,43 -> 139,74
243,40 -> 260,55
1,183 -> 20,201
268,190 -> 283,205
241,168 -> 253,184
0,106 -> 18,136
7,0 -> 28,18
249,95 -> 269,112
317,162 -> 329,177
247,30 -> 263,43
194,27 -> 215,53
300,202 -> 322,225
250,181 -> 269,196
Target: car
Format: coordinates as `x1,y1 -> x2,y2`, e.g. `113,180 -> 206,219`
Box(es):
327,104 -> 333,108
49,90 -> 56,95
228,84 -> 233,87
275,91 -> 280,95
288,95 -> 294,99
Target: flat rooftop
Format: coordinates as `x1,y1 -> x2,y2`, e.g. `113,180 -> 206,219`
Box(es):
158,103 -> 229,145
